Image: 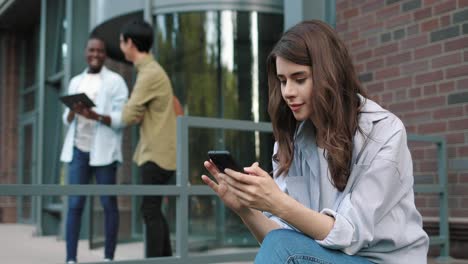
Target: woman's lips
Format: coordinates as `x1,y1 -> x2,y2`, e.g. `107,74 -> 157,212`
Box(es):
289,103 -> 304,112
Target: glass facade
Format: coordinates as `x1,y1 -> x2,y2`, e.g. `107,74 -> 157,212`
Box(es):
155,10 -> 283,249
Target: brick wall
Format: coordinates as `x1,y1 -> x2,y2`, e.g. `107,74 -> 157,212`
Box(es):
336,0 -> 468,257
0,32 -> 19,222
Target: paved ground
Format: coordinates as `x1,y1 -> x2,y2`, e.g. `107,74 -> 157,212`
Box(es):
0,224 -> 253,264
1,223 -> 467,264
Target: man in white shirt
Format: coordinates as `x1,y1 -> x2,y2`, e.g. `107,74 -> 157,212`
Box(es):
60,35 -> 128,264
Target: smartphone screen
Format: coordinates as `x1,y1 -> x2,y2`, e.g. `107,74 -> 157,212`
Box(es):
207,150 -> 244,173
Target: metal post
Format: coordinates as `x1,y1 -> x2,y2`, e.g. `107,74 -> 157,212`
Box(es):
36,0 -> 48,236
176,116 -> 189,261
438,139 -> 450,258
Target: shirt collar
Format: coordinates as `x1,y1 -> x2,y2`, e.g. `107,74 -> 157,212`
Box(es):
135,54 -> 154,71
81,66 -> 108,77
293,95 -> 389,147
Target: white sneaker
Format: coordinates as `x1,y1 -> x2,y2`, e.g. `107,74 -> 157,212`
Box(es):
66,261 -> 76,264
103,258 -> 112,262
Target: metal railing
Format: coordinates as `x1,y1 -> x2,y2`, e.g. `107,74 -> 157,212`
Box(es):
0,117 -> 450,262
409,134 -> 450,259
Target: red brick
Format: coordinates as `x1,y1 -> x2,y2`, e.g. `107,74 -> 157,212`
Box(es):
424,0 -> 439,6
460,0 -> 468,8
350,14 -> 375,29
386,51 -> 412,66
410,87 -> 422,97
448,146 -> 458,158
401,35 -> 428,50
367,36 -> 378,47
407,24 -> 419,36
355,63 -> 365,73
376,4 -> 400,19
406,125 -> 417,133
439,81 -> 456,93
344,8 -> 359,19
381,91 -> 394,103
440,15 -> 451,27
423,84 -> 437,96
351,39 -> 367,50
444,36 -> 468,52
414,7 -> 433,20
374,43 -> 398,56
418,121 -> 448,133
361,21 -> 384,32
432,53 -> 463,69
414,43 -> 442,59
414,196 -> 427,207
465,50 -> 468,61
362,0 -> 384,13
343,30 -> 359,41
411,148 -> 425,159
458,146 -> 468,157
404,111 -> 432,123
446,65 -> 468,79
337,0 -> 349,10
456,78 -> 468,90
446,132 -> 466,144
389,101 -> 415,113
376,67 -> 400,79
367,82 -> 385,93
336,22 -> 349,32
356,50 -> 373,61
386,13 -> 412,29
462,198 -> 468,207
433,106 -> 464,119
387,76 -> 413,89
415,70 -> 444,85
420,160 -> 439,172
395,89 -> 407,100
434,0 -> 457,15
421,18 -> 439,32
416,95 -> 446,109
449,118 -> 468,130
402,60 -> 429,74
366,58 -> 384,70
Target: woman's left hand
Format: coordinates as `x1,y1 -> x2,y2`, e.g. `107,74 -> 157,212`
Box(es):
222,162 -> 285,212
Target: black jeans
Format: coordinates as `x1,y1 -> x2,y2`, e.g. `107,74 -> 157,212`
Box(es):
140,161 -> 173,257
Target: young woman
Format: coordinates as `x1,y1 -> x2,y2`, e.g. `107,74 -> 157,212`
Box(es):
201,20 -> 429,264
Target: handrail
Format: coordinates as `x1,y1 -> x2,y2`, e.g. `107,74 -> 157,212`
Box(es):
408,134 -> 450,259
0,116 -> 450,262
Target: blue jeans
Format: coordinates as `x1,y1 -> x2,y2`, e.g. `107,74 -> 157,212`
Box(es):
66,147 -> 119,262
255,229 -> 374,264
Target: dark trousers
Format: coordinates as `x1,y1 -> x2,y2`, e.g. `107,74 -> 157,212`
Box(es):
140,161 -> 173,257
66,147 -> 119,262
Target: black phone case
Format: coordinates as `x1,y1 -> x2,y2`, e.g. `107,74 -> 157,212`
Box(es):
207,150 -> 244,173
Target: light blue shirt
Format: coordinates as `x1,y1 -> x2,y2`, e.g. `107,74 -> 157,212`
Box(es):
60,66 -> 128,166
266,97 -> 429,264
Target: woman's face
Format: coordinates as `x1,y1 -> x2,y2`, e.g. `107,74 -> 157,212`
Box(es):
276,56 -> 313,121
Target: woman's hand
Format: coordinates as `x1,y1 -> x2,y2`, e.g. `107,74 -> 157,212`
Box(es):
223,162 -> 285,213
201,161 -> 250,216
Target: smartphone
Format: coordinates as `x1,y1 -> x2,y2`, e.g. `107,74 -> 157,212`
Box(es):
207,150 -> 244,173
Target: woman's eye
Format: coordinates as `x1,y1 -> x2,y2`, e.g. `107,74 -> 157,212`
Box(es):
280,80 -> 287,86
296,78 -> 306,84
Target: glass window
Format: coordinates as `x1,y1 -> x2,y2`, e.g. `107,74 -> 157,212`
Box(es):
155,10 -> 283,249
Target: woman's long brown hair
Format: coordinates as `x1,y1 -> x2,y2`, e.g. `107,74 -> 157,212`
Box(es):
267,20 -> 367,191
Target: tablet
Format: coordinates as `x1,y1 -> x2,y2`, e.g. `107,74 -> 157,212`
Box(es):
59,93 -> 96,109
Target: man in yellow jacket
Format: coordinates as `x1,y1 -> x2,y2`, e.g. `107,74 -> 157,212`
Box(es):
120,19 -> 176,258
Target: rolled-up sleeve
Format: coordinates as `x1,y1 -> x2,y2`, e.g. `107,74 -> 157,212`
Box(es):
316,124 -> 412,254
122,72 -> 157,125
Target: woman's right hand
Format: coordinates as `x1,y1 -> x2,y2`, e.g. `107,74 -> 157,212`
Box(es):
201,161 -> 250,216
